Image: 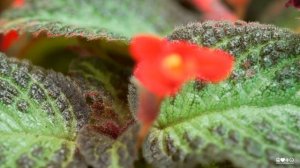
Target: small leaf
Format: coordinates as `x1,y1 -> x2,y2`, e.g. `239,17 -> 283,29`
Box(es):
69,57 -> 139,167
0,52 -> 90,167
140,21 -> 300,168
0,0 -> 196,71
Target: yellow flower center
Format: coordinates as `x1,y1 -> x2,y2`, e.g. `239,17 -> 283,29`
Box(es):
162,54 -> 184,78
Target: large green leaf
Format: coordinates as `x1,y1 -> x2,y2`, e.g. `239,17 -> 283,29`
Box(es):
0,52 -> 138,168
0,0 -> 197,39
0,0 -> 196,73
0,52 -> 90,167
140,21 -> 300,168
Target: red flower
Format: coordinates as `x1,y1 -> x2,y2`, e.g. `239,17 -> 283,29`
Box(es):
12,0 -> 24,8
130,35 -> 234,97
286,0 -> 300,8
0,30 -> 19,52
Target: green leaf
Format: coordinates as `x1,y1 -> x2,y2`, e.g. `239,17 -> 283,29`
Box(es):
0,52 -> 90,167
69,56 -> 134,138
77,124 -> 138,168
141,21 -> 300,168
0,0 -> 195,72
69,57 -> 139,167
0,0 -> 197,39
0,52 -> 138,168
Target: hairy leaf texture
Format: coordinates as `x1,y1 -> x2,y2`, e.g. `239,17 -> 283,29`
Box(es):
139,21 -> 300,168
0,52 -> 89,167
0,52 -> 139,168
69,57 -> 133,139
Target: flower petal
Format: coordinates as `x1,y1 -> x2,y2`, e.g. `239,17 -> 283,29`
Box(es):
130,35 -> 165,61
134,61 -> 182,97
196,49 -> 234,83
0,30 -> 19,52
163,41 -> 200,78
12,0 -> 24,8
131,35 -> 235,97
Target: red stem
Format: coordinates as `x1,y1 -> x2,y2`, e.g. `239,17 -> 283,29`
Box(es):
136,89 -> 162,148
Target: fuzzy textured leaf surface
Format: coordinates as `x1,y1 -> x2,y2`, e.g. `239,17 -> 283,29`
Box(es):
77,124 -> 138,168
141,21 -> 300,168
69,57 -> 138,168
0,0 -> 197,40
69,57 -> 133,139
0,52 -> 89,167
0,52 -> 138,168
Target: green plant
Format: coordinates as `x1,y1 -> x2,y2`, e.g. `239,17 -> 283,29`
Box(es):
0,0 -> 299,168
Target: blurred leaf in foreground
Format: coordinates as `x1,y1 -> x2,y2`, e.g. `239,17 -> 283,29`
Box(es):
0,0 -> 197,39
286,0 -> 300,9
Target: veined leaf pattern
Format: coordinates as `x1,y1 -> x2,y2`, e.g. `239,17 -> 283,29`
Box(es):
141,21 -> 300,168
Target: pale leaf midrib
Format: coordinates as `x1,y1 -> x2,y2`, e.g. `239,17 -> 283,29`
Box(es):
156,103 -> 299,130
0,131 -> 76,143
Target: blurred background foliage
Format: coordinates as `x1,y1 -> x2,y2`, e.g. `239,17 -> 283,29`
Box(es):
176,0 -> 300,30
0,0 -> 298,76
